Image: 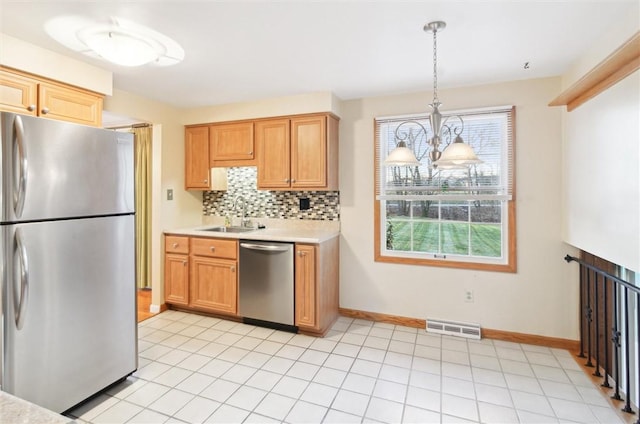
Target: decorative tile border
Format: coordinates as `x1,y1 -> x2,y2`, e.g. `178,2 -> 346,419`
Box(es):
203,167 -> 340,221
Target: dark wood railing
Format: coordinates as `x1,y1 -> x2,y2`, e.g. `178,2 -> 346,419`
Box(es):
565,254 -> 639,421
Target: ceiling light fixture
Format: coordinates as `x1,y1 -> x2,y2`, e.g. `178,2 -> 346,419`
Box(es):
385,21 -> 482,168
46,16 -> 184,67
78,27 -> 162,67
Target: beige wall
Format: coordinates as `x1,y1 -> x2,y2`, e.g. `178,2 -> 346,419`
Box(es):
560,10 -> 640,272
339,77 -> 581,340
183,91 -> 339,124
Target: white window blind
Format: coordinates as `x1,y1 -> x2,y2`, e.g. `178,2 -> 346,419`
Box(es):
375,106 -> 514,202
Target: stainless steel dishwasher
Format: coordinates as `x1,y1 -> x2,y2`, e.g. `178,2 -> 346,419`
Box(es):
239,240 -> 296,331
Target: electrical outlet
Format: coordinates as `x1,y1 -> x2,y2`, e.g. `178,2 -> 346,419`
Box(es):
464,289 -> 474,303
167,189 -> 173,201
299,197 -> 310,210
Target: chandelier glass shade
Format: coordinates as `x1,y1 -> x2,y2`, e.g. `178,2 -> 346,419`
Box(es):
383,140 -> 420,166
385,21 -> 482,168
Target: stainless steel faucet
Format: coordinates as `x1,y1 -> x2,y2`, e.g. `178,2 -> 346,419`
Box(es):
234,195 -> 251,228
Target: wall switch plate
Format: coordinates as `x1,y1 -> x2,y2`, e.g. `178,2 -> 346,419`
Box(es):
300,197 -> 310,210
167,189 -> 173,201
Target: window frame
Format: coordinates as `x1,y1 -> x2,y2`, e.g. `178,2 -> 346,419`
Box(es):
373,106 -> 517,273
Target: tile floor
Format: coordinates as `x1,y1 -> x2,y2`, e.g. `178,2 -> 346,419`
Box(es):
66,310 -> 626,423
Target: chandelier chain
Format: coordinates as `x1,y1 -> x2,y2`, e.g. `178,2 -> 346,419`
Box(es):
432,25 -> 438,105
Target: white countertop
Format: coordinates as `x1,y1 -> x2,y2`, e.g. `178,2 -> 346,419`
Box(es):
0,392 -> 73,424
166,218 -> 340,244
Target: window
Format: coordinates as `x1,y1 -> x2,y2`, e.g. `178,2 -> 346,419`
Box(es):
374,106 -> 516,272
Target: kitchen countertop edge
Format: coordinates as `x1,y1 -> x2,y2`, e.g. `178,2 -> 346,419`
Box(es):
0,391 -> 74,424
165,226 -> 340,244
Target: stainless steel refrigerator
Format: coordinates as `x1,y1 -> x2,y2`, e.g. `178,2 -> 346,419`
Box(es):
0,112 -> 137,413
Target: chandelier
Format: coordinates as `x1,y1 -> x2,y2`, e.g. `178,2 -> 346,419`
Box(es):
385,21 -> 482,168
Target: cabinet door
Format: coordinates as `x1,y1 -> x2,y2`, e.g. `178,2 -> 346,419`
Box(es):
0,70 -> 38,115
295,244 -> 317,328
38,82 -> 103,127
190,256 -> 237,314
185,126 -> 211,190
165,253 -> 189,306
291,116 -> 327,188
210,122 -> 254,164
256,118 -> 291,189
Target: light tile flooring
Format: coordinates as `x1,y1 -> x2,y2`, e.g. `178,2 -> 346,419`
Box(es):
67,310 -> 626,423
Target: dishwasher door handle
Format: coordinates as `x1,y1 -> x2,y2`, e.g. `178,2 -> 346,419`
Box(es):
240,242 -> 291,252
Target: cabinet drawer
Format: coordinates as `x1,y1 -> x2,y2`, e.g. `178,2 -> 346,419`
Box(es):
165,236 -> 189,254
191,237 -> 237,259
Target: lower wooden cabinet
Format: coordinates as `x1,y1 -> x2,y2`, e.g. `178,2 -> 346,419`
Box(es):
164,233 -> 339,335
294,238 -> 339,336
164,253 -> 189,306
295,244 -> 317,328
164,234 -> 238,316
164,236 -> 190,306
190,256 -> 237,314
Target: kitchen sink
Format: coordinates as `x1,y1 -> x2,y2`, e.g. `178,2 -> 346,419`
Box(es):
201,226 -> 256,233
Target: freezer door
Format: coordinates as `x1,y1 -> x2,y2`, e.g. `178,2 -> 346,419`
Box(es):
1,215 -> 137,413
1,112 -> 134,223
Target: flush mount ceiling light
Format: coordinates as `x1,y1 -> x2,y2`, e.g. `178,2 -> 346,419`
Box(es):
384,21 -> 481,168
45,16 -> 184,67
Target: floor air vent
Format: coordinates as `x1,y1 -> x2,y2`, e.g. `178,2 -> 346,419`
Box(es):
426,318 -> 481,340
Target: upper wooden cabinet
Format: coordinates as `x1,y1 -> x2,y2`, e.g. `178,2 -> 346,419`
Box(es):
210,121 -> 255,167
185,112 -> 339,191
257,113 -> 339,191
185,126 -> 211,190
0,70 -> 38,116
0,67 -> 103,127
256,118 -> 291,189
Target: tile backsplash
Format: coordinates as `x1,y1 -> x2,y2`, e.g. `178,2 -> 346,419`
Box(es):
203,167 -> 340,221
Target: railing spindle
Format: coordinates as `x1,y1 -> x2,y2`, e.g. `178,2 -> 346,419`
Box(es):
578,264 -> 586,358
612,282 -> 623,401
622,288 -> 633,413
586,268 -> 594,367
594,273 -> 602,377
636,290 -> 640,424
602,276 -> 611,388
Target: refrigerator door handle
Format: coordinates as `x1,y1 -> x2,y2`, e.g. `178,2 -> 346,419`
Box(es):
13,115 -> 28,219
14,228 -> 29,330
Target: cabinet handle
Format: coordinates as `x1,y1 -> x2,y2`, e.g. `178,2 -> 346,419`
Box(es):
230,266 -> 236,272
203,179 -> 208,183
41,107 -> 50,115
248,151 -> 253,155
209,246 -> 216,252
292,179 -> 296,183
172,242 -> 179,248
182,261 -> 187,265
298,251 -> 306,257
285,179 -> 290,183
26,104 -> 36,112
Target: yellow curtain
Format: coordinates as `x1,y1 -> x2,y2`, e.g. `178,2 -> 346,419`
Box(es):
133,126 -> 152,289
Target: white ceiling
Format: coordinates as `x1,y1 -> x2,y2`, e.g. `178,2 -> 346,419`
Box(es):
0,1 -> 637,109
